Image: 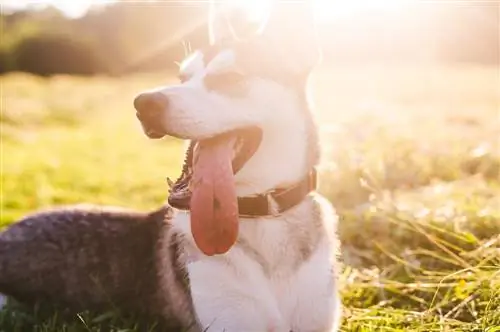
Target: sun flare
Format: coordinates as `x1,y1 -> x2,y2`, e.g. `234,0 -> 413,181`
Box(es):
10,0 -> 414,21
232,0 -> 414,23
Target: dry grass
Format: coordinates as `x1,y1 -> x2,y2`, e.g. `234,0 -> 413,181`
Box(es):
1,64 -> 499,331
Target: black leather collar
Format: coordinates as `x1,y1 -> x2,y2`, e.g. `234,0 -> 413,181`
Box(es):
171,168 -> 317,218
237,168 -> 317,217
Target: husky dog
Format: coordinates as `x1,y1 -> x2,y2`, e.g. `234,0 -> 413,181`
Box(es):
0,2 -> 342,331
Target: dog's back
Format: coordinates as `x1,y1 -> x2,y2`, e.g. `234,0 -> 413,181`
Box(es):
0,205 -> 185,327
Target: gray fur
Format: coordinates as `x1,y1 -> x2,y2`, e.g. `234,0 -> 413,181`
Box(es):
0,204 -> 196,330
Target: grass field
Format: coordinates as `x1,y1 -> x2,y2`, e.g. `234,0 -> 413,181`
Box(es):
1,64 -> 499,331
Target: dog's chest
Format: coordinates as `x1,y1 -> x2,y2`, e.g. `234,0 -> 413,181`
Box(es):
172,202 -> 339,331
240,220 -> 338,329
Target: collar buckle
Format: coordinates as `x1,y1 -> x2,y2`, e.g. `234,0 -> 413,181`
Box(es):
265,191 -> 280,217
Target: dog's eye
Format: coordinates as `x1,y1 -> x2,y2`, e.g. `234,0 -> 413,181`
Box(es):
204,71 -> 246,93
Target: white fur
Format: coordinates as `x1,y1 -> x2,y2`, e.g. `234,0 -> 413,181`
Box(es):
172,194 -> 340,332
179,51 -> 205,78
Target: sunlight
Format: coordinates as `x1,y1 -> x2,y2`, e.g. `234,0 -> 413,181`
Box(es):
230,0 -> 272,21
47,0 -> 115,18
231,0 -> 415,23
5,0 -> 115,18
315,0 -> 414,21
11,0 -> 414,21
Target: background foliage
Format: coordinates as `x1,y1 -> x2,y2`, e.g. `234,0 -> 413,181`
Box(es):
0,1 -> 498,75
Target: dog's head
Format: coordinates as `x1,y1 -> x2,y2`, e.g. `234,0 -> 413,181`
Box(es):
134,1 -> 322,255
135,1 -> 321,192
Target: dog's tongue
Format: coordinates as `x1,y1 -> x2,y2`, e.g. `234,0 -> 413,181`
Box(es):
190,136 -> 238,256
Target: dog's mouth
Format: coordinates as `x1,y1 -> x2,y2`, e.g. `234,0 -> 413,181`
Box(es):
167,127 -> 262,256
137,117 -> 168,139
145,129 -> 165,139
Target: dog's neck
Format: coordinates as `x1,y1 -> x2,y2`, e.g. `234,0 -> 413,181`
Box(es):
234,89 -> 319,197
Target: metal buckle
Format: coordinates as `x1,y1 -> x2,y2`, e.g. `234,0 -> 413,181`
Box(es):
266,191 -> 280,217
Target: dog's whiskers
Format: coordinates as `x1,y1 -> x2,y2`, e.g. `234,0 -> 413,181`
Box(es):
167,177 -> 175,191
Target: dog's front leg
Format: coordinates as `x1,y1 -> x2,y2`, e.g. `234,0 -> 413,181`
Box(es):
187,252 -> 288,332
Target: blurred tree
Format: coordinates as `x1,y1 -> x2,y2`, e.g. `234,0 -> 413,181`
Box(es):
70,1 -> 209,74
13,33 -> 106,76
0,50 -> 13,74
0,0 -> 498,75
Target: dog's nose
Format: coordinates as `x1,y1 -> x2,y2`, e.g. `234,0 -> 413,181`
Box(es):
134,92 -> 169,119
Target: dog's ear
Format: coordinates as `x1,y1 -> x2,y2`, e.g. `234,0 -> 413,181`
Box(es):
260,1 -> 322,74
208,1 -> 236,45
208,1 -> 267,44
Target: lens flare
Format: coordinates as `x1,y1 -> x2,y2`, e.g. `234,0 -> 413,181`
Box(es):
228,0 -> 414,23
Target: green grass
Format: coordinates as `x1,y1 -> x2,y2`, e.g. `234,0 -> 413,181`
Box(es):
1,64 -> 499,331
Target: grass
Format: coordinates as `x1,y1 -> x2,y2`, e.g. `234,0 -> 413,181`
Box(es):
1,64 -> 499,331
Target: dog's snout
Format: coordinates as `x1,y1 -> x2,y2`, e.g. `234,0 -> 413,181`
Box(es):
134,92 -> 169,119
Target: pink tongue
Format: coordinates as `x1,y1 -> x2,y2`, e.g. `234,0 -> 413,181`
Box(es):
190,137 -> 239,256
